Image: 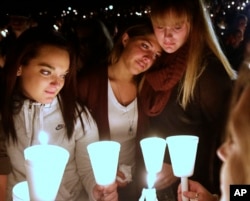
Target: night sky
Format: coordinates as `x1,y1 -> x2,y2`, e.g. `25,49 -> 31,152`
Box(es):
0,0 -> 151,14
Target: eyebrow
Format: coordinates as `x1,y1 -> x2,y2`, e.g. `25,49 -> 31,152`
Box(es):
147,40 -> 162,55
38,62 -> 55,70
38,62 -> 69,73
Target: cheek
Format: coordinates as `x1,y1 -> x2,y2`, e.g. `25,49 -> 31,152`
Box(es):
221,154 -> 245,186
177,32 -> 188,45
154,30 -> 163,42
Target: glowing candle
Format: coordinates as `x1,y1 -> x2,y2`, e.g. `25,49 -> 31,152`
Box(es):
140,137 -> 166,175
87,141 -> 120,186
12,181 -> 29,201
139,137 -> 165,201
139,174 -> 157,201
24,131 -> 70,201
166,135 -> 199,201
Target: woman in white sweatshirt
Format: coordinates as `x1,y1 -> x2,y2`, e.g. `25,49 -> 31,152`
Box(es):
0,27 -> 118,201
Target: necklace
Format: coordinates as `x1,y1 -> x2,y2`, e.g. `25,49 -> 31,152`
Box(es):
123,100 -> 136,136
109,67 -> 137,136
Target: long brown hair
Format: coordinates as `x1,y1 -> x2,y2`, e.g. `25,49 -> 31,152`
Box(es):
0,27 -> 86,142
108,20 -> 155,65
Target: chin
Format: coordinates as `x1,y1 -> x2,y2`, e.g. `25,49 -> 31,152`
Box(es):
41,98 -> 55,104
163,47 -> 177,54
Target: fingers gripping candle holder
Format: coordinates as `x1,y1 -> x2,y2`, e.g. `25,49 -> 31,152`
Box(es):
139,137 -> 167,201
166,135 -> 199,201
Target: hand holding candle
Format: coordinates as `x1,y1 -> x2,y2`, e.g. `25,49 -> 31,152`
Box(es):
166,135 -> 199,201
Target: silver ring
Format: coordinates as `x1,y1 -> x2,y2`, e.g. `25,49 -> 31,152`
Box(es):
195,192 -> 199,198
195,192 -> 199,200
190,193 -> 199,201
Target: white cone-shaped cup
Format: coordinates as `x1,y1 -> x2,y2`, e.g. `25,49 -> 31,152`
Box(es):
24,145 -> 69,201
87,141 -> 120,186
166,135 -> 199,177
140,137 -> 166,175
12,181 -> 30,201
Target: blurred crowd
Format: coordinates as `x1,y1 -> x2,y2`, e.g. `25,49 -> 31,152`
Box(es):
1,2 -> 250,73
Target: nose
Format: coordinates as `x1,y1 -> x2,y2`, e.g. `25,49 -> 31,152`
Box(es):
217,143 -> 227,162
50,75 -> 63,86
164,28 -> 173,38
142,52 -> 156,64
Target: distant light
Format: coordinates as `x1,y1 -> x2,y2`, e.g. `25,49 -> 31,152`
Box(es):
0,29 -> 8,37
53,24 -> 59,31
109,5 -> 113,10
68,7 -> 72,11
135,12 -> 142,16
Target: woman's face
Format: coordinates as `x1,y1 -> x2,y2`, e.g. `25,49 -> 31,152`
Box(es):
17,45 -> 70,104
151,15 -> 190,53
121,33 -> 162,75
217,85 -> 250,201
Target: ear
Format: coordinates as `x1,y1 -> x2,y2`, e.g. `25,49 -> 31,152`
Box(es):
17,66 -> 22,76
121,32 -> 130,47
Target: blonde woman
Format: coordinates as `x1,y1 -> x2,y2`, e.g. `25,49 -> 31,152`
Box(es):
139,0 -> 237,200
177,60 -> 250,201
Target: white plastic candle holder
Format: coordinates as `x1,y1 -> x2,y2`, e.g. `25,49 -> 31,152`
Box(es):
139,137 -> 166,201
166,135 -> 199,201
87,141 -> 121,186
12,181 -> 30,201
140,137 -> 166,176
24,145 -> 69,201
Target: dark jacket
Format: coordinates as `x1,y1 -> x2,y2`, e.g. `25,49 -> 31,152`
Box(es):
139,52 -> 234,200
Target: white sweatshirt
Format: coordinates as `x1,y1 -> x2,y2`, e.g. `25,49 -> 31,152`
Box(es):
5,97 -> 99,201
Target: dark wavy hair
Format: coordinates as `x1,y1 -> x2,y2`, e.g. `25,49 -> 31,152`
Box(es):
0,27 -> 86,143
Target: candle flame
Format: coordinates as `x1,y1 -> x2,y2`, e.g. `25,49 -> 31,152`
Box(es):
38,131 -> 49,145
147,173 -> 156,189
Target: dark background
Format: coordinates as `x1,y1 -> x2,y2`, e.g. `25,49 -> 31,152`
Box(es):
0,0 -> 152,14
0,0 -> 249,32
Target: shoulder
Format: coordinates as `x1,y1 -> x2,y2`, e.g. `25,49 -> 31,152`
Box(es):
201,53 -> 232,83
195,53 -> 234,96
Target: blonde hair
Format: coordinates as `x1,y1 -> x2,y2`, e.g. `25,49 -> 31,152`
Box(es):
150,0 -> 237,109
225,60 -> 250,183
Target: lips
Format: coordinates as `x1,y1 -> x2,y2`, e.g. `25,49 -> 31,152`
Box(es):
45,90 -> 57,95
136,60 -> 146,70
